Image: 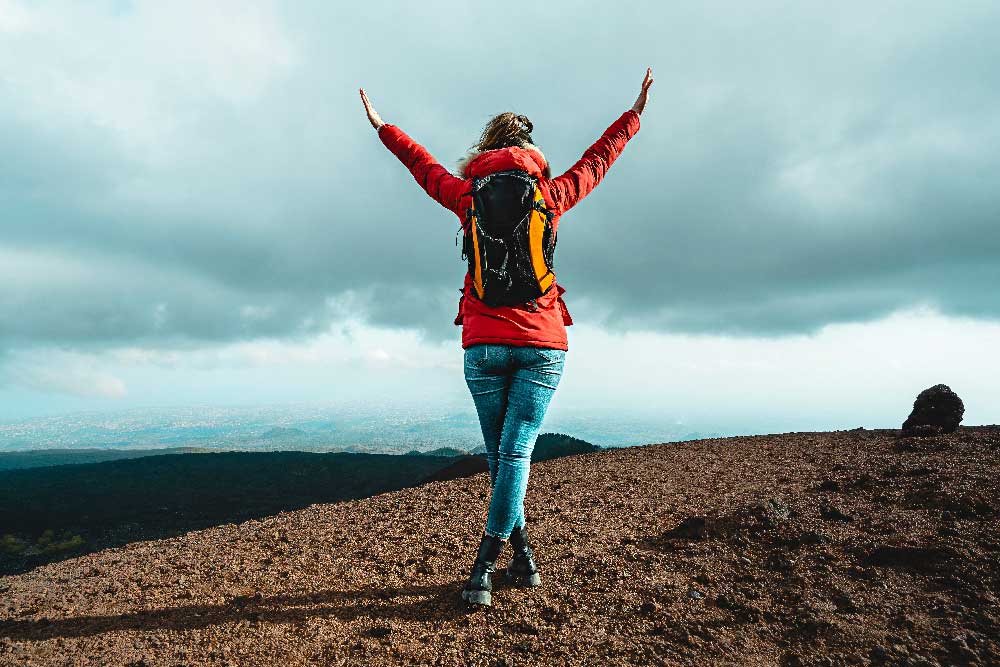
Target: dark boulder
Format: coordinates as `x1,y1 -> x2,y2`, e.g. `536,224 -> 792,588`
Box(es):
901,384 -> 964,436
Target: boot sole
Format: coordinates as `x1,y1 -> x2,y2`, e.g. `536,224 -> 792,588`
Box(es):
461,588 -> 492,606
503,569 -> 542,588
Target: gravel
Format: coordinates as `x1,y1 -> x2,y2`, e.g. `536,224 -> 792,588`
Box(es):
1,426 -> 998,666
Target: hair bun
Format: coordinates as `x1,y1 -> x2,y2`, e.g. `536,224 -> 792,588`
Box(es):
516,115 -> 533,134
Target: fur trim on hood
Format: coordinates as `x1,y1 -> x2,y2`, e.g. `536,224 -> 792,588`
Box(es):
455,142 -> 550,179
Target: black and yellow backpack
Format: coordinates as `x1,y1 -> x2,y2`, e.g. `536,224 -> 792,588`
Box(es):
457,169 -> 557,308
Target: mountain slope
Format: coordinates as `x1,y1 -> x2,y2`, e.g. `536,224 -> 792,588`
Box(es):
1,427 -> 998,666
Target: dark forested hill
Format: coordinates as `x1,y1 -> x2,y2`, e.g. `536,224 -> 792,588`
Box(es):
0,451 -> 460,575
0,447 -> 211,471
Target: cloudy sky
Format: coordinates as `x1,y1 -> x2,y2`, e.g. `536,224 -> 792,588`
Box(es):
1,1 -> 997,432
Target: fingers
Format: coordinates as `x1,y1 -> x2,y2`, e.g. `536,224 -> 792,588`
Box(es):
631,68 -> 653,115
360,88 -> 384,129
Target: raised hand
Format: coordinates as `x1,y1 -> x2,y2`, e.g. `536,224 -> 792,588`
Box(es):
631,67 -> 654,115
359,88 -> 385,131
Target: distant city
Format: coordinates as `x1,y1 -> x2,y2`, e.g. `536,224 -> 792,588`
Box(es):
0,399 -> 726,454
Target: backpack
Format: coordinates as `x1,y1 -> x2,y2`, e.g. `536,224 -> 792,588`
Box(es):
457,169 -> 557,308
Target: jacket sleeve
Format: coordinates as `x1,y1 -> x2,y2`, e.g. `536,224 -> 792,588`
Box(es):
547,109 -> 641,214
378,124 -> 468,214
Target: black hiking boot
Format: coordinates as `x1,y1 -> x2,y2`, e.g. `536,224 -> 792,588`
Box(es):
461,533 -> 506,607
503,523 -> 542,587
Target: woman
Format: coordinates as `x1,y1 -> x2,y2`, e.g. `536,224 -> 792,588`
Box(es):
360,68 -> 653,607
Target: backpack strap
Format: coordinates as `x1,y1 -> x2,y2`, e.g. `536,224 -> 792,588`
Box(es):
532,199 -> 553,221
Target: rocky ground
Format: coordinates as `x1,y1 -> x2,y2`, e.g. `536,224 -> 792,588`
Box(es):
1,427 -> 997,666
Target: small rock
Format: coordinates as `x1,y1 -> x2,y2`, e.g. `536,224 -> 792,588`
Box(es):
800,530 -> 829,545
648,622 -> 668,636
508,620 -> 539,635
870,645 -> 889,662
665,516 -> 709,540
832,591 -> 857,612
764,553 -> 795,571
687,589 -> 704,600
818,479 -> 841,492
819,502 -> 854,522
760,498 -> 792,525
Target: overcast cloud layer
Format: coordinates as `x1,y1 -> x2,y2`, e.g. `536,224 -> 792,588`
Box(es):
2,1 -> 998,351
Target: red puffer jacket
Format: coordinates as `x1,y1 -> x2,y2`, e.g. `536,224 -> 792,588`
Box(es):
378,109 -> 641,350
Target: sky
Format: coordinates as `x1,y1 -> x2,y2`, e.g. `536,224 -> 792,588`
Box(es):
1,1 -> 998,432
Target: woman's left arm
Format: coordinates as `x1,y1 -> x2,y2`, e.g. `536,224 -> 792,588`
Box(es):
360,88 -> 467,214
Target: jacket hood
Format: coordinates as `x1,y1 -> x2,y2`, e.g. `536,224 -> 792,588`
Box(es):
455,143 -> 551,179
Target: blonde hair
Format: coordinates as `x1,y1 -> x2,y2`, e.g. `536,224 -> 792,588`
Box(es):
472,112 -> 534,152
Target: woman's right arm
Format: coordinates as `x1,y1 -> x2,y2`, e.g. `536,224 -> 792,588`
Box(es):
547,68 -> 653,214
360,88 -> 467,214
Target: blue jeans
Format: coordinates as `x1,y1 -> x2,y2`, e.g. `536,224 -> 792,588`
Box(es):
463,343 -> 566,540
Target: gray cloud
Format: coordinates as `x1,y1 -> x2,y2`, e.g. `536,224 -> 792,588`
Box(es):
2,1 -> 999,353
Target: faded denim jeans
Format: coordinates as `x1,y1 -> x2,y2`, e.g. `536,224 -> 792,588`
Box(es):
463,343 -> 566,540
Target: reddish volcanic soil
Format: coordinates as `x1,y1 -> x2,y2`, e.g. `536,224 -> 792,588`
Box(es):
1,427 -> 998,667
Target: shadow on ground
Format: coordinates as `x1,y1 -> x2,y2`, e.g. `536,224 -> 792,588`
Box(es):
0,580 -> 476,642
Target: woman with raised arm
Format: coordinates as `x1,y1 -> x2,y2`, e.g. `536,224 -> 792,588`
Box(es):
360,68 -> 653,607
